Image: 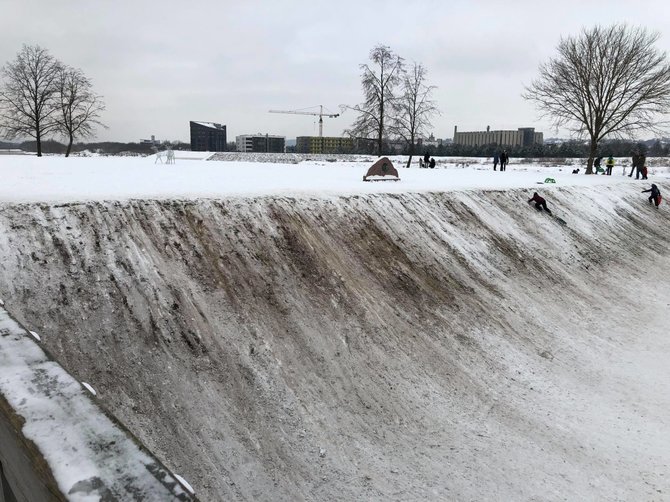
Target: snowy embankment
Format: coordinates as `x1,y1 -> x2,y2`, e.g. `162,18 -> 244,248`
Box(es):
0,155 -> 669,501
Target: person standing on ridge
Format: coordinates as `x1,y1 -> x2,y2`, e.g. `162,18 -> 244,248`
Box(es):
528,192 -> 552,214
594,156 -> 603,174
639,150 -> 648,179
629,149 -> 646,179
642,183 -> 662,207
500,150 -> 508,171
605,155 -> 615,176
629,150 -> 639,178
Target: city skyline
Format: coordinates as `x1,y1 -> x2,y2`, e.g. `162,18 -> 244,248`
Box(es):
2,0 -> 670,143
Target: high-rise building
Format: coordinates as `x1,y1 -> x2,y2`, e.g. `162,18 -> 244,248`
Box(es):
295,136 -> 354,154
236,134 -> 285,153
453,126 -> 543,147
190,121 -> 227,152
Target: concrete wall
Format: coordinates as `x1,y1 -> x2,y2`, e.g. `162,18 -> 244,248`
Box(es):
0,307 -> 196,501
0,403 -> 61,501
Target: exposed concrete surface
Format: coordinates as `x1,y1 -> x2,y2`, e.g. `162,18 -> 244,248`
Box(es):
0,307 -> 195,501
0,185 -> 669,501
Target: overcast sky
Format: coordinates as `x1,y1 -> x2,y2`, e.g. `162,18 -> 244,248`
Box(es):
2,0 -> 670,143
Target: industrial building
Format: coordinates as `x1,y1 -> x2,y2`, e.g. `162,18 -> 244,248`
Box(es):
295,136 -> 354,154
190,121 -> 227,152
236,134 -> 285,153
453,126 -> 543,148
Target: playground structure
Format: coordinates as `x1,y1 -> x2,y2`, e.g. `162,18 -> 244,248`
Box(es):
155,149 -> 175,164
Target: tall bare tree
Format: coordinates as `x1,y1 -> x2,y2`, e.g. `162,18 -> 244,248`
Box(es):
56,66 -> 106,157
524,24 -> 670,174
0,45 -> 62,156
389,62 -> 439,168
346,45 -> 404,156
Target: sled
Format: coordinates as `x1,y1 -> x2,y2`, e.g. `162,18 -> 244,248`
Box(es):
528,201 -> 567,225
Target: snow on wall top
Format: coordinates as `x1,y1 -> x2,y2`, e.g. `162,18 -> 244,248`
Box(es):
191,121 -> 223,130
0,154 -> 668,204
0,306 -> 194,501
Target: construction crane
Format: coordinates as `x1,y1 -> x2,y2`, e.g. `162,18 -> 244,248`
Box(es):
268,105 -> 339,137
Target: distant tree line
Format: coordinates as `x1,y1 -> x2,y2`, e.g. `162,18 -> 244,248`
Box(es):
3,134 -> 668,158
415,138 -> 670,158
334,136 -> 670,158
0,139 -> 190,156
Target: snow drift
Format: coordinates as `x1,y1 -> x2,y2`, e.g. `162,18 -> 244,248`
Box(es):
0,184 -> 669,501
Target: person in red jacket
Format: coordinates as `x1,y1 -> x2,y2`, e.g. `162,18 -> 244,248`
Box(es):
528,192 -> 552,214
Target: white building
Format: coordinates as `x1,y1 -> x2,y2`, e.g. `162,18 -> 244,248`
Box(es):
236,134 -> 285,153
453,126 -> 543,147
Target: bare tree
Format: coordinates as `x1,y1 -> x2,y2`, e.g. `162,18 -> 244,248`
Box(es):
0,45 -> 62,156
524,24 -> 670,174
56,66 -> 106,157
346,45 -> 404,156
389,62 -> 439,168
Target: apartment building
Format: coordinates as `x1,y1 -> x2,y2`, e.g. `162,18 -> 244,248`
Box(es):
453,126 -> 543,147
190,121 -> 227,152
295,136 -> 354,154
236,134 -> 285,153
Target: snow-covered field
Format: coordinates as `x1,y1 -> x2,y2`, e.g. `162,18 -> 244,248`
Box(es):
0,153 -> 669,501
0,153 -> 668,203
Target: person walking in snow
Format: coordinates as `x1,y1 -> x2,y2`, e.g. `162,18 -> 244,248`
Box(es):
629,149 -> 646,179
639,150 -> 648,179
500,150 -> 508,171
629,151 -> 639,178
423,152 -> 430,168
594,156 -> 603,174
605,156 -> 615,176
429,157 -> 436,169
493,152 -> 499,171
642,183 -> 662,207
528,192 -> 552,214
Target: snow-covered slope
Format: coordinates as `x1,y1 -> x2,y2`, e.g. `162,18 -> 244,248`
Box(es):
0,177 -> 669,500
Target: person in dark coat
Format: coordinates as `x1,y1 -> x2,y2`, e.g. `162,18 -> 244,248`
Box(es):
500,150 -> 508,171
493,153 -> 499,171
528,192 -> 552,214
642,184 -> 662,207
423,152 -> 430,168
629,151 -> 639,178
629,150 -> 646,179
429,157 -> 436,168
